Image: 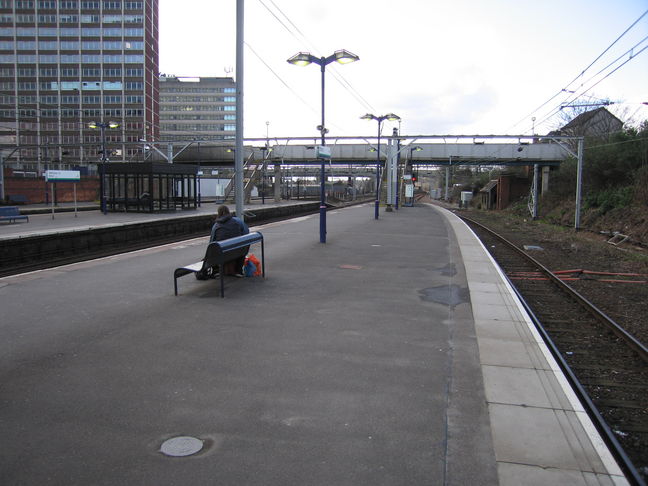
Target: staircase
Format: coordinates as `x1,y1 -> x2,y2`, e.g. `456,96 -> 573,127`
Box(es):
222,152 -> 264,203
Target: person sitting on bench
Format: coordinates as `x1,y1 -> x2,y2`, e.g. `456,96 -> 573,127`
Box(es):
200,205 -> 247,278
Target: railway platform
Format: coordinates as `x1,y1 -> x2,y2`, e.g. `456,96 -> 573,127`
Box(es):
0,202 -> 629,485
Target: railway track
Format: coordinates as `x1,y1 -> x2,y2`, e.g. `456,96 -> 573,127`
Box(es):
460,215 -> 648,486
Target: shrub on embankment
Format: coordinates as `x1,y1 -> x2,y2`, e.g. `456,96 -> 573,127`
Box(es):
537,121 -> 648,244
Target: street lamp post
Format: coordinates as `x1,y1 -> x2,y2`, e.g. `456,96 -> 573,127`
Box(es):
88,120 -> 119,214
287,49 -> 359,243
361,113 -> 401,220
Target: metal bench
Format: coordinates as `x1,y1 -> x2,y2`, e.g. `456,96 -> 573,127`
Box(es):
173,231 -> 264,298
0,206 -> 29,224
7,194 -> 28,205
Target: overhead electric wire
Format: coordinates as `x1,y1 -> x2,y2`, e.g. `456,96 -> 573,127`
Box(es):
508,8 -> 648,133
256,0 -> 376,116
244,41 -> 317,115
532,41 -> 648,131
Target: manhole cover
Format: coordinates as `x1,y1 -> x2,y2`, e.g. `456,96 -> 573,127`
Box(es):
160,436 -> 203,457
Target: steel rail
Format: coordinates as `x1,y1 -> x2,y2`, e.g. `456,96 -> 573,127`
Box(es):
461,215 -> 648,363
460,214 -> 647,486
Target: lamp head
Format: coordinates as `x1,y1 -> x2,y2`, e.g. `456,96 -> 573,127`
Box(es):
334,49 -> 359,64
384,113 -> 401,122
361,113 -> 377,121
88,121 -> 98,129
108,121 -> 119,129
287,52 -> 314,67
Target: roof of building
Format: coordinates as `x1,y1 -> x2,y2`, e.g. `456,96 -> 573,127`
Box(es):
560,107 -> 623,131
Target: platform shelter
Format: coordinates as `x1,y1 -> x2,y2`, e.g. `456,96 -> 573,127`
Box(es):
104,162 -> 198,212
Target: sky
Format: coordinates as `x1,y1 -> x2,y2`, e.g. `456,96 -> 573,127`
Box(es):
159,0 -> 648,140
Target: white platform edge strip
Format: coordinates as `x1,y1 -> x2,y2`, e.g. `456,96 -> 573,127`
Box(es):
436,205 -> 628,483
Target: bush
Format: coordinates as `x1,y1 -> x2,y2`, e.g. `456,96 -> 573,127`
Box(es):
584,186 -> 634,214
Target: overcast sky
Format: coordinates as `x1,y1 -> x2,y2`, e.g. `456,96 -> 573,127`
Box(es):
159,0 -> 648,140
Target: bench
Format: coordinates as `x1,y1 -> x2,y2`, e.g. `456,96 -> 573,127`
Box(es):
174,231 -> 264,298
7,194 -> 28,205
0,206 -> 29,224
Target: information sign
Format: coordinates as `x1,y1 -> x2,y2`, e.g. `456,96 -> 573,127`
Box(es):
45,170 -> 80,182
316,146 -> 331,159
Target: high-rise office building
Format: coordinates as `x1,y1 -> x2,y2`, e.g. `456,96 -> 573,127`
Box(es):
0,0 -> 159,170
159,76 -> 236,142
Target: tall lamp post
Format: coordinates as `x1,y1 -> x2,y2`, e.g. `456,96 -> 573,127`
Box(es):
88,120 -> 119,214
287,49 -> 360,243
361,113 -> 401,219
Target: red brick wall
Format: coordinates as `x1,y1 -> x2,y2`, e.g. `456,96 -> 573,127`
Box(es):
496,175 -> 530,210
3,175 -> 100,204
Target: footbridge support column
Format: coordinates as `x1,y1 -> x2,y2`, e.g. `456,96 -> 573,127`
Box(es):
274,163 -> 281,202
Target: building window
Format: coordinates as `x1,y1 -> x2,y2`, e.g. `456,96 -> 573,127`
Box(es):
125,95 -> 142,103
61,41 -> 80,50
82,54 -> 101,63
104,67 -> 122,77
82,67 -> 101,76
81,41 -> 101,50
15,1 -> 36,9
37,67 -> 56,76
81,15 -> 100,23
125,68 -> 142,77
18,68 -> 36,77
81,1 -> 100,8
37,41 -> 57,50
83,95 -> 100,104
60,15 -> 79,23
104,108 -> 121,117
60,55 -> 80,63
60,28 -> 80,36
103,15 -> 122,23
16,14 -> 36,23
15,27 -> 37,35
61,95 -> 79,103
104,95 -> 122,103
103,41 -> 122,50
39,54 -> 59,63
39,1 -> 57,8
38,15 -> 58,23
61,68 -> 78,76
60,1 -> 79,9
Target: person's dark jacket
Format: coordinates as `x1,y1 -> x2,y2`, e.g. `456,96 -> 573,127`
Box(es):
210,214 -> 243,242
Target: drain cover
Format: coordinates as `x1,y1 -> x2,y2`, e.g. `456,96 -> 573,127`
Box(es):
160,436 -> 203,457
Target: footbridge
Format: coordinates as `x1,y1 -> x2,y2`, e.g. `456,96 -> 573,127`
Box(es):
168,134 -> 576,167
143,133 -> 585,226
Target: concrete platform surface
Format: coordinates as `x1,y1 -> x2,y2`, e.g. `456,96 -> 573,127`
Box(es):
0,203 -> 626,485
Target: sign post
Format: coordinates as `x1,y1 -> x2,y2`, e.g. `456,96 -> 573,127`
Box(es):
45,170 -> 81,219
